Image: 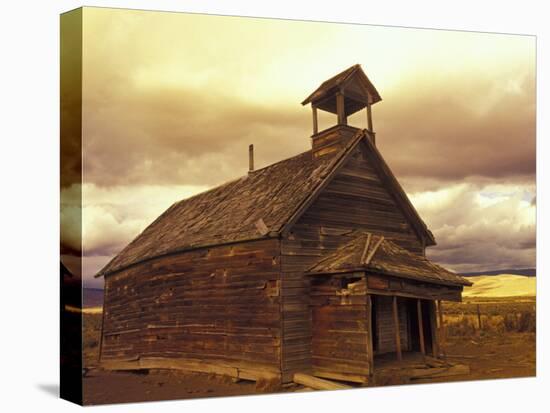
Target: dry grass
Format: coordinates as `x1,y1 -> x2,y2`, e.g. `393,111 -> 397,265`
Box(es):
443,296 -> 536,337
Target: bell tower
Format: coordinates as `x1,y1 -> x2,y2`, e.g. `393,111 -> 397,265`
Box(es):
302,64 -> 382,157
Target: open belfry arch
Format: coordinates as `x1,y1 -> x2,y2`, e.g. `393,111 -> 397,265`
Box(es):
96,64 -> 471,386
302,64 -> 381,137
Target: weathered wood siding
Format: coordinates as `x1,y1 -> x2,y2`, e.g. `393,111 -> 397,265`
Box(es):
279,267 -> 311,382
312,124 -> 358,158
100,239 -> 282,378
310,276 -> 370,381
367,274 -> 463,302
280,143 -> 424,381
307,144 -> 425,255
373,295 -> 409,354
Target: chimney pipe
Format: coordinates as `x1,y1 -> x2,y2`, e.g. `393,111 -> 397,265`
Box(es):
249,144 -> 254,172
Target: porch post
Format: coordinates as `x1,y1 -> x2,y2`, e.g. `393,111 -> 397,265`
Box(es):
392,295 -> 402,361
417,299 -> 426,356
437,300 -> 446,358
430,301 -> 439,358
366,294 -> 375,375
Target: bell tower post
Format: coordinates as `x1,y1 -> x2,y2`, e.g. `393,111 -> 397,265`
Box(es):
303,64 -> 382,156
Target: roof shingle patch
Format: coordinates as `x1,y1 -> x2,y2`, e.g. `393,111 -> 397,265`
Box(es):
97,143 -> 352,276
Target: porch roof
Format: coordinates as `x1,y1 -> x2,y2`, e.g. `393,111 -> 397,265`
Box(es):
307,231 -> 472,287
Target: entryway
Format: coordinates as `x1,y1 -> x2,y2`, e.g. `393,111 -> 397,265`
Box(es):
370,295 -> 435,360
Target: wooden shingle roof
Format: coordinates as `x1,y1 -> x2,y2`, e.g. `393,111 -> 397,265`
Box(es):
308,231 -> 471,287
301,64 -> 382,107
97,130 -> 366,277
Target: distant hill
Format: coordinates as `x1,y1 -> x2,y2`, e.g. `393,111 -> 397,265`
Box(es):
461,268 -> 535,277
463,274 -> 536,298
83,288 -> 103,308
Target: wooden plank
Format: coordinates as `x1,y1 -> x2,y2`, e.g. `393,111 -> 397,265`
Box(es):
312,369 -> 368,384
437,300 -> 445,358
336,93 -> 346,125
293,373 -> 351,390
366,103 -> 373,132
98,283 -> 107,363
365,273 -> 463,301
366,287 -> 461,302
364,235 -> 384,265
102,356 -> 281,382
312,105 -> 318,135
360,233 -> 372,264
431,301 -> 439,358
392,296 -> 402,361
409,364 -> 470,380
366,294 -> 374,374
249,144 -> 254,171
417,299 -> 426,356
255,218 -> 269,236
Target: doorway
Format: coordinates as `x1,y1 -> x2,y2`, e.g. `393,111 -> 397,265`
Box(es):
406,298 -> 434,355
370,296 -> 434,356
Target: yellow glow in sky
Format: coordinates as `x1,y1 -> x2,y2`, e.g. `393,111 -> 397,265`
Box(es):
83,8 -> 535,108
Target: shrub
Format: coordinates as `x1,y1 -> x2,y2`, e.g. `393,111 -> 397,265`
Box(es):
517,311 -> 536,333
503,314 -> 517,332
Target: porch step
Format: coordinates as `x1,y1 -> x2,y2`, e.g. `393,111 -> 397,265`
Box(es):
312,369 -> 369,384
373,356 -> 470,385
293,373 -> 352,390
408,363 -> 470,380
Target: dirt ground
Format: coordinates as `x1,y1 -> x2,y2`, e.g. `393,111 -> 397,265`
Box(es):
83,369 -> 260,405
436,332 -> 536,382
82,297 -> 536,405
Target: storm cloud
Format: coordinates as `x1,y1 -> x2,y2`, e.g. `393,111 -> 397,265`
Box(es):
412,183 -> 536,273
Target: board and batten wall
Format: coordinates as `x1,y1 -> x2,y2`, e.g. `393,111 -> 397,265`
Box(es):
100,238 -> 282,381
280,143 -> 425,382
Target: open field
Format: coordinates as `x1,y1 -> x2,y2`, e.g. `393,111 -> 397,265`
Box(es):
429,295 -> 535,384
443,295 -> 536,336
463,274 -> 536,298
82,291 -> 536,404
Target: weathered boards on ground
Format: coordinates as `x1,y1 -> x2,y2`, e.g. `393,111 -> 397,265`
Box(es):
96,64 -> 472,385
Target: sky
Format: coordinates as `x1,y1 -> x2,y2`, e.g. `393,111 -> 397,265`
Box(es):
60,7 -> 536,287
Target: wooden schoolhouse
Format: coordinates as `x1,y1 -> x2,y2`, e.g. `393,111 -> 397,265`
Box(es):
96,64 -> 471,385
